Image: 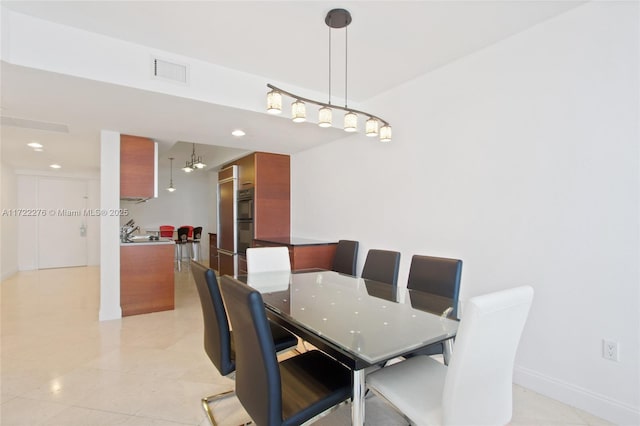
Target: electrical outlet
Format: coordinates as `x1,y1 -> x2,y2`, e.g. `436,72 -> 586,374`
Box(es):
603,339 -> 619,362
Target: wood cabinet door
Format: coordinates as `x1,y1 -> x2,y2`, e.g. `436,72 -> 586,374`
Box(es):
236,153 -> 255,190
120,135 -> 156,198
254,153 -> 290,239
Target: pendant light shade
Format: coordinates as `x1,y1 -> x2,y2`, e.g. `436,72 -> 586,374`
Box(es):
365,117 -> 379,137
344,111 -> 357,132
379,125 -> 392,142
318,106 -> 332,127
267,89 -> 282,114
291,100 -> 306,123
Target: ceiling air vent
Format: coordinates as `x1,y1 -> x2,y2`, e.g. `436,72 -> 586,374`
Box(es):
0,116 -> 69,133
153,58 -> 188,84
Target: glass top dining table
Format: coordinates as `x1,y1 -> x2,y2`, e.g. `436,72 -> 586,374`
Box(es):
234,269 -> 459,426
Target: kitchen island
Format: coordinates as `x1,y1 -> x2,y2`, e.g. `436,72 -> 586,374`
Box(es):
252,237 -> 338,271
120,239 -> 175,316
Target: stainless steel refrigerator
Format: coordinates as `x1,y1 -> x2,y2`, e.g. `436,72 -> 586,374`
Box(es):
217,165 -> 237,276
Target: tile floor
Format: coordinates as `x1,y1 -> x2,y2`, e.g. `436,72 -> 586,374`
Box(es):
1,265 -> 612,426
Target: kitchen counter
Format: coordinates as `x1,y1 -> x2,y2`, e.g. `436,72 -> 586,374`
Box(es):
120,237 -> 174,246
252,237 -> 338,271
253,236 -> 336,246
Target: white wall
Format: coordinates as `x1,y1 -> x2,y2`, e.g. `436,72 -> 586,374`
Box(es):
99,130 -> 121,321
122,165 -> 215,260
87,179 -> 100,265
291,2 -> 639,424
0,162 -> 19,279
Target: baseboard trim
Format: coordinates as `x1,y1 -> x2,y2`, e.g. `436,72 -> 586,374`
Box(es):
1,267 -> 17,281
514,365 -> 640,425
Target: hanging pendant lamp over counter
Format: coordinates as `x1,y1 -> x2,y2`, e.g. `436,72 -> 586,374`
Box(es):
265,8 -> 392,142
167,157 -> 176,192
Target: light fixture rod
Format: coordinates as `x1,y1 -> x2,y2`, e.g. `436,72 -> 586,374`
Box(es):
344,25 -> 348,108
266,83 -> 389,126
328,26 -> 332,105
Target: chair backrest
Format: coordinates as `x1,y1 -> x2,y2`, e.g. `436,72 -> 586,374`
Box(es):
442,286 -> 533,425
193,226 -> 203,240
220,275 -> 282,426
407,255 -> 462,318
180,225 -> 194,239
246,246 -> 291,274
190,261 -> 235,376
159,225 -> 174,238
332,240 -> 359,276
361,249 -> 401,288
176,226 -> 190,242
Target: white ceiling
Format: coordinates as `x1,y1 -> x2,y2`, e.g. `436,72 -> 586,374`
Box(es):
0,1 -> 584,174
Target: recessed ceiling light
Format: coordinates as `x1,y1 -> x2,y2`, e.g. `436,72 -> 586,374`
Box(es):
49,164 -> 62,169
27,142 -> 43,149
33,148 -> 44,152
231,129 -> 245,137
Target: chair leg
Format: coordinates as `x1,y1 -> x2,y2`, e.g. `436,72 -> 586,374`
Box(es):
175,244 -> 182,272
201,389 -> 237,426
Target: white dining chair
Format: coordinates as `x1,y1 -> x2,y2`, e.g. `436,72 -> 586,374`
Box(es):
246,246 -> 291,273
366,285 -> 534,426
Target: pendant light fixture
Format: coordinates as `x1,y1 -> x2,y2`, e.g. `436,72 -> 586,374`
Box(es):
182,143 -> 207,172
266,8 -> 391,142
167,157 -> 176,192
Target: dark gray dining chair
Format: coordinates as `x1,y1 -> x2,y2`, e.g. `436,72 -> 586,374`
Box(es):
191,261 -> 298,425
220,275 -> 352,426
332,239 -> 359,276
361,249 -> 401,289
405,255 -> 463,357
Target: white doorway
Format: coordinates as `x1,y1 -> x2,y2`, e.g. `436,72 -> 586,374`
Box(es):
37,178 -> 89,269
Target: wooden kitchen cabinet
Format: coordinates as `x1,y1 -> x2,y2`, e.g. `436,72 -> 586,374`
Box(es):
120,134 -> 157,199
238,254 -> 247,274
209,233 -> 218,270
235,153 -> 255,190
120,243 -> 174,316
222,152 -> 291,239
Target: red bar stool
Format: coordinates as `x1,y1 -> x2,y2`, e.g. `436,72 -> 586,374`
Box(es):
159,225 -> 174,238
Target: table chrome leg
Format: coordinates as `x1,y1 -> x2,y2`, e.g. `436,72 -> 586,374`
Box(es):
443,338 -> 454,365
352,369 -> 365,426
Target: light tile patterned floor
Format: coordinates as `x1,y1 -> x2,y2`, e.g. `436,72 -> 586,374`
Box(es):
1,266 -> 612,426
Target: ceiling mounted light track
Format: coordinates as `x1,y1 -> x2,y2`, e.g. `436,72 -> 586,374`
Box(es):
266,8 -> 392,142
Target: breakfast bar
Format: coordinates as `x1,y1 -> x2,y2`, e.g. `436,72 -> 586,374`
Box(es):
252,236 -> 338,270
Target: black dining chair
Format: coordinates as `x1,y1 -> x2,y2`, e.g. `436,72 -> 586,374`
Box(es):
332,239 -> 359,276
361,249 -> 401,289
220,275 -> 352,426
191,261 -> 298,425
405,254 -> 463,358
